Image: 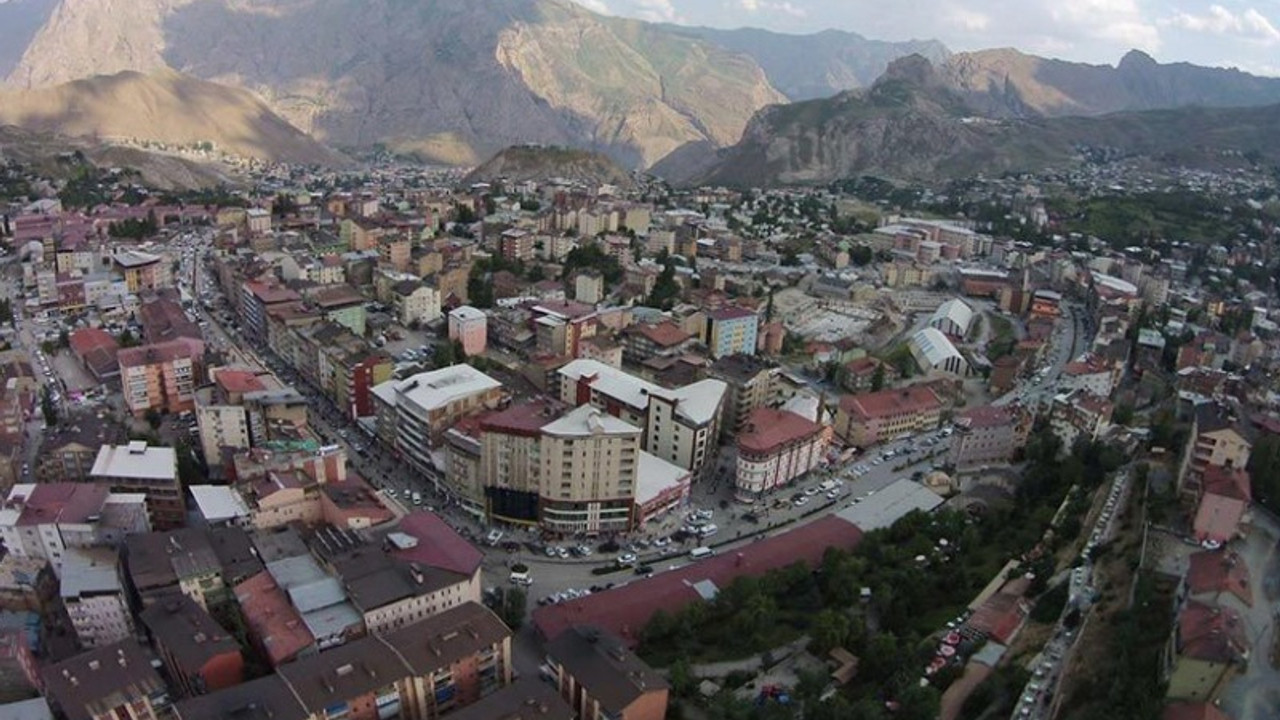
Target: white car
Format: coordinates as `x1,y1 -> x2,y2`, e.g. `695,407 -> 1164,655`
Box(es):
617,552 -> 638,566
485,529 -> 504,546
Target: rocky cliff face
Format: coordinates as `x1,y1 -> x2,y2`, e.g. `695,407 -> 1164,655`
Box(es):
5,0 -> 786,168
660,25 -> 950,101
940,48 -> 1280,118
691,54 -> 1280,187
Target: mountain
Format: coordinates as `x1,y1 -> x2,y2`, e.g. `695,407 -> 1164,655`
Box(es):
0,70 -> 348,166
0,125 -> 234,190
685,55 -> 1280,187
942,48 -> 1280,118
5,0 -> 785,168
665,25 -> 950,101
464,146 -> 633,188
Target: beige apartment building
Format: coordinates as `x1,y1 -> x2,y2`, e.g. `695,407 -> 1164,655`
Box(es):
539,406 -> 641,534
836,386 -> 943,447
118,338 -> 205,416
556,359 -> 724,475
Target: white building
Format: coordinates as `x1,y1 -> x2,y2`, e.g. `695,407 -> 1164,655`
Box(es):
928,298 -> 975,338
909,327 -> 969,376
448,305 -> 488,357
556,359 -> 726,474
372,365 -> 505,479
0,484 -> 149,576
60,548 -> 134,648
391,280 -> 441,327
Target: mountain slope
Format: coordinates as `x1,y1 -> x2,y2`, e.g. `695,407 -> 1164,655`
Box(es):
0,125 -> 234,189
6,0 -> 785,168
463,145 -> 633,188
0,70 -> 348,166
665,25 -> 950,101
942,48 -> 1280,118
691,55 -> 1280,187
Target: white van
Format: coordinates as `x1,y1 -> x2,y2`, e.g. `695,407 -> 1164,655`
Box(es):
818,480 -> 836,492
689,547 -> 714,560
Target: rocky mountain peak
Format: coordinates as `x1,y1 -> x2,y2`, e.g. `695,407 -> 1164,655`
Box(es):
876,54 -> 943,88
1118,49 -> 1159,72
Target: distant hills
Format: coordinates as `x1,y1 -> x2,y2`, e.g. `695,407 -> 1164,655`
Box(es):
0,126 -> 234,190
677,55 -> 1280,187
0,70 -> 348,167
6,0 -> 1280,178
464,146 -> 633,188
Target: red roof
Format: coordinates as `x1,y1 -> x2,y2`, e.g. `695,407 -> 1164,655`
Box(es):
839,386 -> 941,421
630,321 -> 693,348
1202,465 -> 1251,502
216,370 -> 268,395
12,483 -> 110,526
1186,551 -> 1252,607
479,400 -> 564,438
68,328 -> 119,358
1177,600 -> 1249,663
706,305 -> 757,322
1162,702 -> 1231,720
738,408 -> 824,456
1193,493 -> 1247,545
956,405 -> 1013,430
533,516 -> 862,647
116,338 -> 203,368
389,511 -> 483,577
234,571 -> 314,666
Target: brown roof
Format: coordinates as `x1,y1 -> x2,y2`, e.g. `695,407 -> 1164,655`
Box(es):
839,386 -> 941,421
547,626 -> 668,713
139,595 -> 241,676
42,641 -> 166,720
234,571 -> 314,667
68,328 -> 118,358
10,483 -> 109,526
173,674 -> 307,720
1162,702 -> 1231,720
1177,600 -> 1249,663
275,636 -> 411,715
384,511 -> 484,577
446,677 -> 574,720
1202,465 -> 1251,502
215,370 -> 268,395
628,321 -> 692,348
1186,551 -> 1252,607
380,601 -> 510,674
116,337 -> 203,369
478,399 -> 565,438
956,405 -> 1014,430
737,408 -> 825,456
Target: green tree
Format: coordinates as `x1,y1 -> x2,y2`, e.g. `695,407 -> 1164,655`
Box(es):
432,341 -> 457,368
1247,434 -> 1280,514
646,262 -> 681,310
39,386 -> 57,426
145,408 -> 163,430
849,245 -> 874,266
871,363 -> 886,391
502,587 -> 526,630
810,609 -> 851,654
118,328 -> 140,348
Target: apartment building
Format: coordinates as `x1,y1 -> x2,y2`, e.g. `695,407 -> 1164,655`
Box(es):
448,305 -> 488,357
1048,390 -> 1113,450
0,612 -> 40,703
574,271 -> 604,304
476,401 -> 562,524
702,306 -> 759,359
123,527 -> 265,612
139,595 -> 243,697
621,320 -> 694,365
61,549 -> 135,649
546,626 -> 669,720
448,678 -> 574,720
90,442 -> 185,531
948,405 -> 1026,469
1181,403 -> 1253,502
392,280 -> 442,327
172,675 -> 306,720
240,281 -> 302,342
734,408 -> 830,502
308,285 -> 368,337
117,339 -> 205,416
835,386 -> 943,447
372,365 -> 505,477
557,359 -> 724,474
703,354 -> 791,439
0,483 -> 149,575
193,368 -> 275,469
539,406 -> 642,534
42,641 -> 171,720
113,250 -> 172,293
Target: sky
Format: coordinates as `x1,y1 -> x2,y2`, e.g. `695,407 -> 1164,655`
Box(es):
570,0 -> 1280,75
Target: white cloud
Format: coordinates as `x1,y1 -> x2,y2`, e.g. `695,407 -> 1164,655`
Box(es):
947,6 -> 990,31
633,0 -> 678,22
1163,5 -> 1280,44
737,0 -> 805,17
574,0 -> 611,14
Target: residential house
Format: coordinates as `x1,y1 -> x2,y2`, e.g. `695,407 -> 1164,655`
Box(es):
42,641 -> 171,720
139,595 -> 243,697
89,442 -> 184,531
546,626 -> 669,720
734,408 -> 830,502
117,339 -> 205,416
